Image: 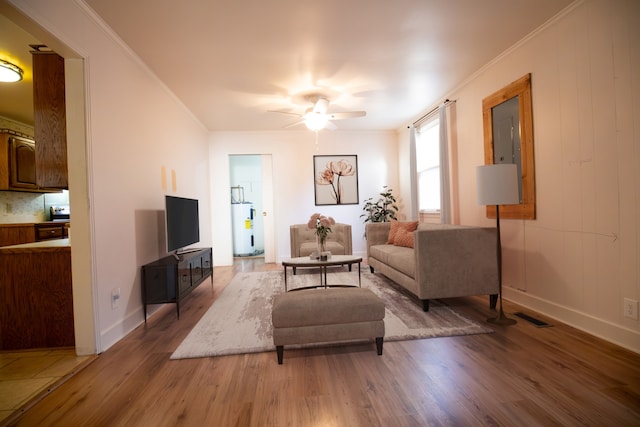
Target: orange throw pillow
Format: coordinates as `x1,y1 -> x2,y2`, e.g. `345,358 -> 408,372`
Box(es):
386,221 -> 418,244
393,227 -> 415,248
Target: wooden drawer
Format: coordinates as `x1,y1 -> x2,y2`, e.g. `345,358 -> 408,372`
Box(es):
36,225 -> 64,241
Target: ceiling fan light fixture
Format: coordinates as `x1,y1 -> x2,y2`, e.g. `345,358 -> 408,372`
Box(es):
304,112 -> 328,131
0,59 -> 24,82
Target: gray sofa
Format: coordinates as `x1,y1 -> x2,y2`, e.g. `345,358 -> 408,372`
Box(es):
365,222 -> 499,311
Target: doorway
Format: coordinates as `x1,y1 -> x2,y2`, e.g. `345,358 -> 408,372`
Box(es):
0,8 -> 97,354
229,154 -> 275,263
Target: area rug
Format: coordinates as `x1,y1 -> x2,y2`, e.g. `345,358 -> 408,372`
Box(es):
170,269 -> 493,359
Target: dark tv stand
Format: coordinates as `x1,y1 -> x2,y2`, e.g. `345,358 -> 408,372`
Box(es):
141,247 -> 213,321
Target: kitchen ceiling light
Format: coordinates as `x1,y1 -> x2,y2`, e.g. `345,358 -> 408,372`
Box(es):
0,59 -> 24,82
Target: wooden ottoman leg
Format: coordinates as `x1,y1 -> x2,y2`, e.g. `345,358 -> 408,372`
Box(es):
376,337 -> 383,356
276,345 -> 284,364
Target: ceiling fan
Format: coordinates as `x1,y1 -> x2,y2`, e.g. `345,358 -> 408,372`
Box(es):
269,94 -> 366,131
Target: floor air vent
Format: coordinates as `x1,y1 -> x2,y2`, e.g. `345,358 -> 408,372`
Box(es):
514,312 -> 552,328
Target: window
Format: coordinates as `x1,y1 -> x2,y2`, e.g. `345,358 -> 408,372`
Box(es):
416,117 -> 440,212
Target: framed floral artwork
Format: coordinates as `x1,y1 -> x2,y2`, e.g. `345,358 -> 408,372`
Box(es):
313,155 -> 359,205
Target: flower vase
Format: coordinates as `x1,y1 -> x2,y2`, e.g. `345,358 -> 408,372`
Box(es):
317,236 -> 329,261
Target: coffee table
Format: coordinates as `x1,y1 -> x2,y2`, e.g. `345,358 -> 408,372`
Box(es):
282,255 -> 362,291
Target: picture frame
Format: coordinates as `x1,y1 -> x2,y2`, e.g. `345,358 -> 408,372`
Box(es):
313,155 -> 359,205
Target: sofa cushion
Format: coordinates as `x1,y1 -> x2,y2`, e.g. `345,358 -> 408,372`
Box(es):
370,244 -> 415,279
386,221 -> 419,244
272,288 -> 385,328
393,227 -> 414,248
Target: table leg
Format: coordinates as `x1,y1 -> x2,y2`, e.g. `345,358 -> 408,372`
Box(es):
283,265 -> 288,291
358,261 -> 361,287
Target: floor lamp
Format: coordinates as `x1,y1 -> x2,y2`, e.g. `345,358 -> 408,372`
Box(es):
476,163 -> 520,326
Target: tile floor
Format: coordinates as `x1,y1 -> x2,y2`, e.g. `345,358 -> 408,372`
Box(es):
0,348 -> 94,424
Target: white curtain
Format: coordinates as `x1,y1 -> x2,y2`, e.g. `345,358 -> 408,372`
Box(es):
409,127 -> 419,220
439,104 -> 452,224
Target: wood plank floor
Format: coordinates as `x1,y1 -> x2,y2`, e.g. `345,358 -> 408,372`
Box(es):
5,259 -> 639,426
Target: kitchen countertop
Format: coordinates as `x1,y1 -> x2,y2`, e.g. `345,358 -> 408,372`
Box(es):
37,220 -> 71,226
0,238 -> 70,254
0,221 -> 70,226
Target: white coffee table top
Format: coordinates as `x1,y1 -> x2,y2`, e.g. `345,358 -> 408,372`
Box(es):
282,255 -> 362,267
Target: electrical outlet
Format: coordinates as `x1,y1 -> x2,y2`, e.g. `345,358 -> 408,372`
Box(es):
623,298 -> 638,320
111,288 -> 121,309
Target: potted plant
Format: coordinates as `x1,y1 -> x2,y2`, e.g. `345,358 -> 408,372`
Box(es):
360,186 -> 399,224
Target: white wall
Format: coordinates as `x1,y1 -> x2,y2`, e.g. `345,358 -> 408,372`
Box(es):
210,130 -> 398,265
11,0 -> 212,352
422,0 -> 639,352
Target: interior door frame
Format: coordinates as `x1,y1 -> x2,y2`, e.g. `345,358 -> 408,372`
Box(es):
261,154 -> 275,263
228,154 -> 275,263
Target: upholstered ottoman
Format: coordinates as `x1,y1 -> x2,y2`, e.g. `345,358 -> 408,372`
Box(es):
271,287 -> 385,364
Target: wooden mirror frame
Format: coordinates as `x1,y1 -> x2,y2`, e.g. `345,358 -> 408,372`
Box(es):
482,73 -> 536,220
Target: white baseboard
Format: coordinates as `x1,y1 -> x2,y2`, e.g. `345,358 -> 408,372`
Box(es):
100,307 -> 147,352
503,287 -> 640,354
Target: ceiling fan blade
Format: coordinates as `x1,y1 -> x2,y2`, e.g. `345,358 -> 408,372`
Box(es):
328,111 -> 367,120
283,120 -> 305,129
267,110 -> 303,118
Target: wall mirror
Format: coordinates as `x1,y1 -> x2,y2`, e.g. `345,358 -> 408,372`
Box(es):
482,73 -> 536,219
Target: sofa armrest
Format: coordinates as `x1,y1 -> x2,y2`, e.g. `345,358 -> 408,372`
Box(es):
290,224 -> 315,257
413,226 -> 499,298
332,223 -> 353,255
289,225 -> 299,257
365,222 -> 391,258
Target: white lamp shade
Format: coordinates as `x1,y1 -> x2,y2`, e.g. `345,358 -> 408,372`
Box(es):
476,163 -> 520,206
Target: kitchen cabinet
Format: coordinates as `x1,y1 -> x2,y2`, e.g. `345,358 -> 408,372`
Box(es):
35,222 -> 69,241
8,135 -> 37,189
32,50 -> 68,189
0,222 -> 69,247
0,224 -> 36,247
0,241 -> 74,350
1,133 -> 36,191
0,132 -> 63,193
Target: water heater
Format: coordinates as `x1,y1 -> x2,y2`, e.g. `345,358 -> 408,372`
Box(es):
231,186 -> 255,256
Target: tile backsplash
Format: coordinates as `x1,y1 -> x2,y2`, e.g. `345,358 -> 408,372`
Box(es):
0,190 -> 70,223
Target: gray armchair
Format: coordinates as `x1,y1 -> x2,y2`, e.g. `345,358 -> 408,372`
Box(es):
289,223 -> 353,273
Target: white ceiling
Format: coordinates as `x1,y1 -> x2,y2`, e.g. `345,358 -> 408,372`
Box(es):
1,0 -> 574,131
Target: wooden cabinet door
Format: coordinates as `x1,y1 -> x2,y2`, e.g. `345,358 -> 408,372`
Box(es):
32,51 -> 68,189
0,225 -> 36,247
9,136 -> 38,190
178,259 -> 192,293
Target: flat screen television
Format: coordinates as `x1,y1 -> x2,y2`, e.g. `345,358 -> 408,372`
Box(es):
165,195 -> 200,254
